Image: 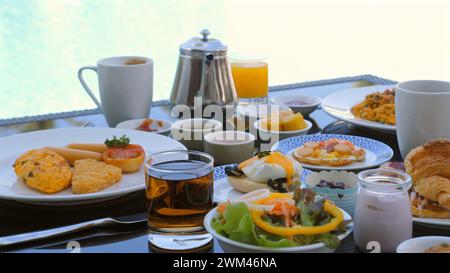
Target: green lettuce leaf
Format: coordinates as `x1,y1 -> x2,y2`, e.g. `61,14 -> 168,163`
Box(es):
210,217 -> 226,236
314,233 -> 340,249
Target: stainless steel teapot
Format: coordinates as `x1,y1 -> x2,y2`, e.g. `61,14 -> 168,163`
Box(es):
170,29 -> 237,109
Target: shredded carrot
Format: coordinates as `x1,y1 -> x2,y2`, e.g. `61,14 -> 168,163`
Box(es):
217,202 -> 229,214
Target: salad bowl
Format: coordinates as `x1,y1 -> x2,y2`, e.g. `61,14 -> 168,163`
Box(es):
204,207 -> 352,253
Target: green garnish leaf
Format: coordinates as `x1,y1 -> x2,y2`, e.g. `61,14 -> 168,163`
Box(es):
105,135 -> 130,148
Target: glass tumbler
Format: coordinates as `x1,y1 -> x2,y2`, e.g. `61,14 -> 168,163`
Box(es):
231,56 -> 269,105
145,150 -> 214,234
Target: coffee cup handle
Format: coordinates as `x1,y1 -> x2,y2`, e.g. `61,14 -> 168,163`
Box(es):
78,66 -> 102,110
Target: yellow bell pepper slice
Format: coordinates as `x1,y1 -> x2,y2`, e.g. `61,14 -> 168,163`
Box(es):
251,201 -> 343,236
256,193 -> 294,204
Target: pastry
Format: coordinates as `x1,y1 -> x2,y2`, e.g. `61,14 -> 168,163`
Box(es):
293,138 -> 365,167
405,139 -> 450,218
415,176 -> 450,210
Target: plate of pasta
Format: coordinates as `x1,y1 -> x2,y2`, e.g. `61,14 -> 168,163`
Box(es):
321,85 -> 396,133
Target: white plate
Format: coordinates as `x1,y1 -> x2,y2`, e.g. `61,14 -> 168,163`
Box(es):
116,118 -> 172,136
413,217 -> 450,228
204,207 -> 353,253
272,134 -> 394,171
321,85 -> 396,133
213,164 -> 312,203
0,128 -> 186,205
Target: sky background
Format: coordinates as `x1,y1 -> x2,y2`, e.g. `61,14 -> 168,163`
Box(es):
0,0 -> 449,119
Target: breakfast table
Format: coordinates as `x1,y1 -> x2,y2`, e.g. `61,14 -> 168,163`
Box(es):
1,75 -> 449,253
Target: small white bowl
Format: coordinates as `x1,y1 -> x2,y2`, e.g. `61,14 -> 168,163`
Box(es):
116,118 -> 172,136
397,236 -> 450,253
236,104 -> 292,120
171,118 -> 223,151
204,131 -> 256,165
253,119 -> 312,141
204,207 -> 352,253
270,94 -> 321,116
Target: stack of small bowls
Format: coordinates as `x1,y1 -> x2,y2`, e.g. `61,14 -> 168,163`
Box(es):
305,170 -> 358,217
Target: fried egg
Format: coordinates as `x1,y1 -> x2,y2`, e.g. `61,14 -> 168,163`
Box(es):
238,152 -> 302,184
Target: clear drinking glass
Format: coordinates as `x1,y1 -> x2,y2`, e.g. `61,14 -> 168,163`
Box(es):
145,150 -> 214,234
353,169 -> 412,253
231,56 -> 269,105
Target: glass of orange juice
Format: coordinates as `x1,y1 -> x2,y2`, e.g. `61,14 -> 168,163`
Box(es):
231,57 -> 268,104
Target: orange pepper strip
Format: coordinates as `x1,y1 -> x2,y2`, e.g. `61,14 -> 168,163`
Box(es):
251,201 -> 343,236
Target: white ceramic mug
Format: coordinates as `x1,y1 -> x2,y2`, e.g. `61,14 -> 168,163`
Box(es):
78,56 -> 153,127
396,80 -> 450,159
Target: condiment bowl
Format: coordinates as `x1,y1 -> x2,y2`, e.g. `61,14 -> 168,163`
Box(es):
397,236 -> 450,253
204,207 -> 353,253
116,118 -> 172,136
270,94 -> 321,116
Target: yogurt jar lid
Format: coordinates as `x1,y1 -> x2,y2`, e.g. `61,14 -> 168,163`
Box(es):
357,169 -> 412,192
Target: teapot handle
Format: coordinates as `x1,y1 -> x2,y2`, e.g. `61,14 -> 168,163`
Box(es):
197,53 -> 215,101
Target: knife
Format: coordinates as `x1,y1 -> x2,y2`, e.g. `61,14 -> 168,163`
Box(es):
0,212 -> 147,248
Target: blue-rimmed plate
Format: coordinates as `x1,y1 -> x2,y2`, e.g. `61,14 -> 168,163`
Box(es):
213,164 -> 312,203
272,134 -> 394,171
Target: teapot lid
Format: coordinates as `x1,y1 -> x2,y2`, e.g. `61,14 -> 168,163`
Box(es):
180,29 -> 227,56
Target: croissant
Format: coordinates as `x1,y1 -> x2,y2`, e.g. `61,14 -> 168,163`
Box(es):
415,176 -> 450,210
405,139 -> 450,183
411,193 -> 450,219
405,139 -> 450,218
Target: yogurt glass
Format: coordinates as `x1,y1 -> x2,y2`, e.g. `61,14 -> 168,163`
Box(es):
353,169 -> 412,253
